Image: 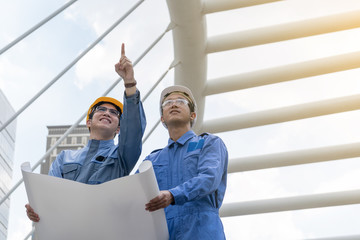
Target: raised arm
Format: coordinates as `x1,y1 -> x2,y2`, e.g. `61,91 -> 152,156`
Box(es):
115,43 -> 146,174
114,43 -> 137,96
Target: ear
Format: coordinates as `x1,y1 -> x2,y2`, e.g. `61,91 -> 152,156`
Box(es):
190,112 -> 196,120
160,116 -> 168,128
116,126 -> 120,134
86,119 -> 91,128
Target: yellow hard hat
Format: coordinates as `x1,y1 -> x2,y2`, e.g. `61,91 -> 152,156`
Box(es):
86,97 -> 123,122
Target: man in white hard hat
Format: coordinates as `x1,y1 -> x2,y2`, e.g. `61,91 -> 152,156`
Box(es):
145,85 -> 228,239
26,43 -> 146,222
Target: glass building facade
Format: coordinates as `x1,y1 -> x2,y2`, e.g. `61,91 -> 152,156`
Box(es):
0,90 -> 16,240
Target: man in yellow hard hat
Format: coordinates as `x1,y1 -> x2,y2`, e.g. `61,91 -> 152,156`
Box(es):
26,43 -> 146,222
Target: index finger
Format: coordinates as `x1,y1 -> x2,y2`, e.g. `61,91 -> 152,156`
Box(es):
121,43 -> 125,57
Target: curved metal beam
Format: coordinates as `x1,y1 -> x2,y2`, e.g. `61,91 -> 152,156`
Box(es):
207,9 -> 360,53
204,51 -> 360,95
165,0 -> 207,132
203,0 -> 282,14
228,142 -> 360,173
220,189 -> 360,217
201,94 -> 360,133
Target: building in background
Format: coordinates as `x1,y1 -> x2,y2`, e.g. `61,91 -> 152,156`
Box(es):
0,90 -> 17,240
30,125 -> 89,240
40,125 -> 89,175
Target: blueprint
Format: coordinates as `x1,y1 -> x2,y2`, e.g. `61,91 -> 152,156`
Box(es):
22,160 -> 169,240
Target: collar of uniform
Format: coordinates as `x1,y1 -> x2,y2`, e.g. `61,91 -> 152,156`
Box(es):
167,130 -> 196,146
87,139 -> 114,148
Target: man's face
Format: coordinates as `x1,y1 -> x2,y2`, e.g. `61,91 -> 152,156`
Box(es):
87,103 -> 120,135
161,93 -> 195,128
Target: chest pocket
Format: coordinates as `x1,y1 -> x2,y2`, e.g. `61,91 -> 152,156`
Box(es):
183,139 -> 204,179
87,158 -> 117,184
152,161 -> 168,190
62,164 -> 81,181
183,150 -> 201,180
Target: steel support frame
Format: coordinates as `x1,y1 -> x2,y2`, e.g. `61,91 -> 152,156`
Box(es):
166,1 -> 360,239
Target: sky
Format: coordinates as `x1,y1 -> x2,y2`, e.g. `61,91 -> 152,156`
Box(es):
1,0 -> 360,239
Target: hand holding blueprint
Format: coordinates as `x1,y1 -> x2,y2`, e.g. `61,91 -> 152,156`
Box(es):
22,160 -> 169,240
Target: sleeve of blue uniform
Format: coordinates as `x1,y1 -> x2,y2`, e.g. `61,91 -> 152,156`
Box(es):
169,136 -> 228,205
118,89 -> 146,175
48,151 -> 64,178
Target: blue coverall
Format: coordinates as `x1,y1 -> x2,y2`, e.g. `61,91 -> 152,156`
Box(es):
145,130 -> 228,239
49,90 -> 146,184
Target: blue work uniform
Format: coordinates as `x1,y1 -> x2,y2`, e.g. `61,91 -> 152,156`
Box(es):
145,130 -> 228,239
49,90 -> 146,184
